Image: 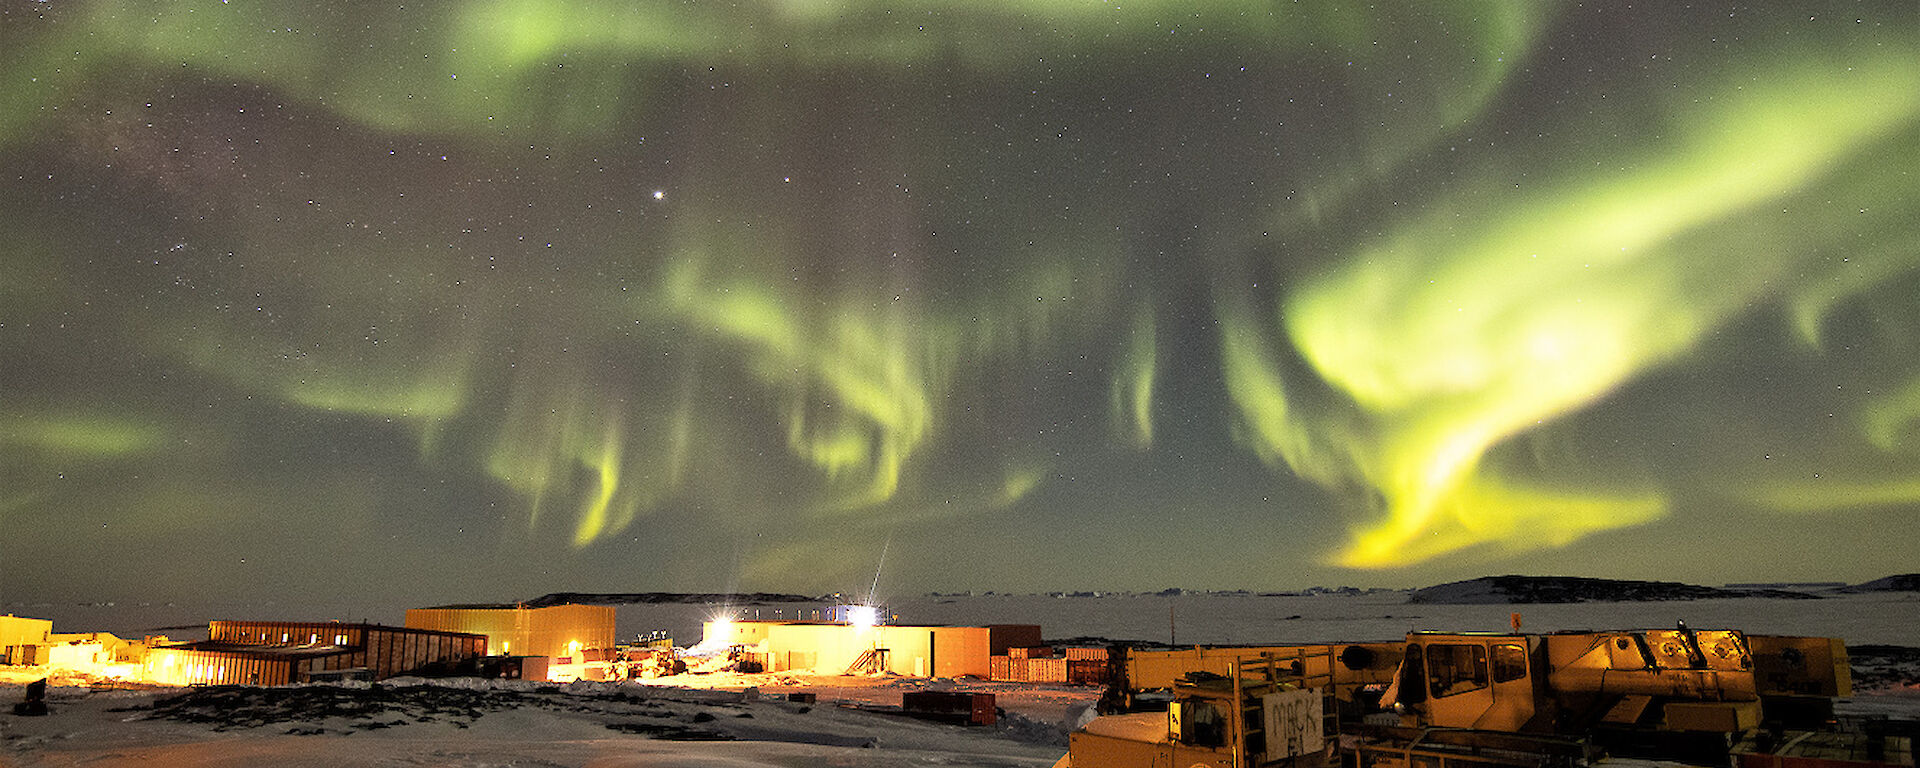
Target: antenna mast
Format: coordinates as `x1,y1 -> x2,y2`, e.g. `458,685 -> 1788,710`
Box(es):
866,535 -> 891,607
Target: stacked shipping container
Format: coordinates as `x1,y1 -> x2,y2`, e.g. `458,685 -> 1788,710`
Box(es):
988,645 -> 1110,684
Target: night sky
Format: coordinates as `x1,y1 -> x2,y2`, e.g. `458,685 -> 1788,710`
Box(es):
3,2 -> 1916,610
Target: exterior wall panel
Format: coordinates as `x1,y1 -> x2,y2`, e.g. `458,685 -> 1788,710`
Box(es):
709,621 -> 1001,678
405,605 -> 614,657
154,622 -> 484,684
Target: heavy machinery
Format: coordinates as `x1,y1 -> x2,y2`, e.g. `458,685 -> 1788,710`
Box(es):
1069,642 -> 1402,768
1358,627 -> 1852,767
1100,642 -> 1405,715
1062,627 -> 1891,768
1070,646 -> 1355,768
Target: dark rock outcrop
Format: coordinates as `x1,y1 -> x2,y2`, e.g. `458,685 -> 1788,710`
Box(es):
1848,645 -> 1920,693
424,592 -> 821,610
1837,574 -> 1920,593
524,592 -> 820,607
1407,575 -> 1820,604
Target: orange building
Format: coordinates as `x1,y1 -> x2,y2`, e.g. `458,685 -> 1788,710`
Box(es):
404,603 -> 615,658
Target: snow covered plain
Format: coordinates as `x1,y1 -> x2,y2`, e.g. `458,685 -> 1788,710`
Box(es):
3,591 -> 1915,767
16,589 -> 1916,648
614,590 -> 1920,648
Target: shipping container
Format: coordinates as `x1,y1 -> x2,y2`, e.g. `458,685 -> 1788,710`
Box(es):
1028,657 -> 1068,683
1062,646 -> 1110,661
901,691 -> 997,726
1068,659 -> 1111,685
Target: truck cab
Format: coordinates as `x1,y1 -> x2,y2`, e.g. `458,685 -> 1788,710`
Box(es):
1383,633 -> 1544,733
1381,628 -> 1797,733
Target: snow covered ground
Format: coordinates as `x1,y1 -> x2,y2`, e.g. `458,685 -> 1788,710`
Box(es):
3,590 -> 1915,766
0,673 -> 1087,767
3,663 -> 1913,768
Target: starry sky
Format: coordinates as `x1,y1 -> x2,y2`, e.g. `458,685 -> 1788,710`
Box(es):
3,1 -> 1916,610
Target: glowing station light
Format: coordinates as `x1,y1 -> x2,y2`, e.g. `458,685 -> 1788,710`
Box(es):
844,605 -> 879,628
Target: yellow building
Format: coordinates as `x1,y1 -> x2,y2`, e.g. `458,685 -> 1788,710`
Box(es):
703,620 -> 1040,678
1,615 -> 53,665
405,603 -> 614,658
48,632 -> 146,664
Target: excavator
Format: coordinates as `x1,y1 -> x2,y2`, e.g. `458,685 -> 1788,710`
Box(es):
1061,626 -> 1901,768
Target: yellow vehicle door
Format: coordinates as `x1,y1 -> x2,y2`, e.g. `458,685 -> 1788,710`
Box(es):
1418,640 -> 1496,729
1479,639 -> 1537,732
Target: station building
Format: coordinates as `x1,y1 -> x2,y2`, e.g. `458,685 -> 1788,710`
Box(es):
1,615 -> 53,665
144,620 -> 486,686
703,619 -> 1041,678
403,603 -> 615,659
45,631 -> 145,669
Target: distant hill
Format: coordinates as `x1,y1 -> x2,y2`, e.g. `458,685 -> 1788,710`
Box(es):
1836,574 -> 1920,593
527,592 -> 821,607
1407,575 -> 1821,604
426,592 -> 822,610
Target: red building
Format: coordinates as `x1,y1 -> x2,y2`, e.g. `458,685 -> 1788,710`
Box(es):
145,621 -> 486,686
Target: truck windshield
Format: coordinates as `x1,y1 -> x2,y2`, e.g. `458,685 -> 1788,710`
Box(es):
1426,643 -> 1489,698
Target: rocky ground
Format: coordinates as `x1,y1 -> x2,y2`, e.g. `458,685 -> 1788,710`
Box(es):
1848,645 -> 1920,693
0,669 -> 1088,767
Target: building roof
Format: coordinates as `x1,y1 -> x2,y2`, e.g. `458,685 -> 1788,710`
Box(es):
156,640 -> 355,660
211,620 -> 485,640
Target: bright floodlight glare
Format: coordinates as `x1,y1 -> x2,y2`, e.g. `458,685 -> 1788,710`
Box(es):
684,612 -> 738,656
848,605 -> 879,627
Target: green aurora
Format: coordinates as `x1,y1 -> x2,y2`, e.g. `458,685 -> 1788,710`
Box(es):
2,1 -> 1916,606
